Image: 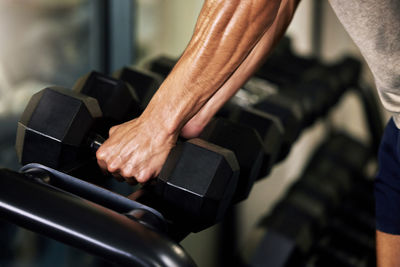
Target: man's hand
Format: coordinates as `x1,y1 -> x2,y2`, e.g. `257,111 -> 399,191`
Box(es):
96,114 -> 178,184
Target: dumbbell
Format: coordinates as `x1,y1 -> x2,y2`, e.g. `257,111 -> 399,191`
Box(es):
223,81 -> 305,161
252,93 -> 304,146
228,103 -> 290,166
240,133 -> 372,267
311,218 -> 375,267
324,56 -> 362,101
113,67 -> 163,110
264,163 -> 355,248
304,133 -> 375,211
147,55 -> 177,78
241,200 -> 320,267
308,182 -> 375,266
254,63 -> 336,130
301,137 -> 376,253
283,57 -> 362,127
240,178 -> 350,266
15,86 -> 240,232
311,133 -> 372,176
255,36 -> 319,87
256,52 -> 361,130
227,105 -> 283,176
239,167 -> 351,267
73,71 -> 141,136
306,239 -> 373,267
199,117 -> 265,202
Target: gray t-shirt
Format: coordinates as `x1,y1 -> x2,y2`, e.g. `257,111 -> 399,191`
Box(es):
329,0 -> 400,127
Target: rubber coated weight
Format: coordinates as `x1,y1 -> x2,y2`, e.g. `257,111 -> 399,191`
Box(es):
113,67 -> 163,110
230,105 -> 284,168
73,71 -> 140,135
199,117 -> 264,202
242,203 -> 317,267
311,133 -> 371,176
147,55 -> 177,78
17,87 -> 240,233
16,87 -> 102,170
254,94 -> 303,147
155,138 -> 239,232
255,36 -> 318,87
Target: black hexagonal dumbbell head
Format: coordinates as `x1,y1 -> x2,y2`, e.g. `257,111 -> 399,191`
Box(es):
155,138 -> 239,232
199,118 -> 265,203
254,93 -> 304,146
113,67 -> 163,110
16,87 -> 102,171
147,55 -> 177,78
230,106 -> 283,172
73,71 -> 140,135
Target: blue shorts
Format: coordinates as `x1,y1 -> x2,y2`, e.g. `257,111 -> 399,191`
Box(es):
375,118 -> 400,234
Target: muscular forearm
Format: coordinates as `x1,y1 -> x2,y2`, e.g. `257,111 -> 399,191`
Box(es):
96,0 -> 297,183
181,0 -> 301,137
142,0 -> 282,135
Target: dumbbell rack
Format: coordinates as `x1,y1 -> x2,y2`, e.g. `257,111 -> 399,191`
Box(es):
240,133 -> 376,267
0,48 -> 384,266
0,165 -> 196,266
227,69 -> 383,266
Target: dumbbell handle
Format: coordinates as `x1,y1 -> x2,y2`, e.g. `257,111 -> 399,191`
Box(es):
88,133 -> 105,153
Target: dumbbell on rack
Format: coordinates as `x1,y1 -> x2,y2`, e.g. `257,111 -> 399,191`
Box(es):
15,86 -> 240,236
73,71 -> 141,137
255,36 -> 319,87
199,117 -> 266,203
112,67 -> 163,111
147,55 -> 177,78
74,67 -> 164,130
239,133 -> 376,267
29,70 -> 147,185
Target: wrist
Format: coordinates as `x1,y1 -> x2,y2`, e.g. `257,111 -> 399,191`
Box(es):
140,86 -> 188,138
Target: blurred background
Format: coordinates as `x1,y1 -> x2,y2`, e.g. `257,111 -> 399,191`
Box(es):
0,0 -> 387,266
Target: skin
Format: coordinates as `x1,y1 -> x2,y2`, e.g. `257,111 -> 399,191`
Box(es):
181,0 -> 300,138
376,230 -> 400,266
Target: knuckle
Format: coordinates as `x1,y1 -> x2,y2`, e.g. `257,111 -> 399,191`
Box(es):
120,168 -> 131,179
136,170 -> 150,184
96,148 -> 105,160
107,163 -> 118,173
109,125 -> 118,136
120,163 -> 133,178
136,176 -> 147,184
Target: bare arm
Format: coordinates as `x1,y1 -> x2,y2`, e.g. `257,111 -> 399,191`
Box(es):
376,230 -> 400,266
181,0 -> 300,138
144,0 -> 282,134
96,0 -> 294,183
